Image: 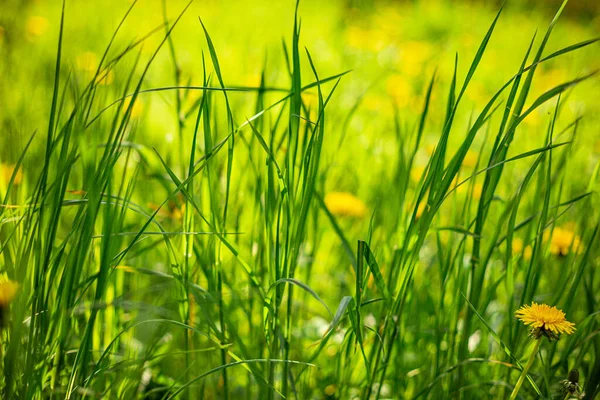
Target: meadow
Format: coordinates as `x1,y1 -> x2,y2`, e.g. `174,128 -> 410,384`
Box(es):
0,0 -> 599,398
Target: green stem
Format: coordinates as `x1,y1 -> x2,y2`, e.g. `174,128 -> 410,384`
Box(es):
509,339 -> 541,400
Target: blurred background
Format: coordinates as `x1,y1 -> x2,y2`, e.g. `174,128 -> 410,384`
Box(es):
1,0 -> 599,163
1,1 -> 599,398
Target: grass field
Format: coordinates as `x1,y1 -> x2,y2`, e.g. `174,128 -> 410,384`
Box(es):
0,0 -> 599,398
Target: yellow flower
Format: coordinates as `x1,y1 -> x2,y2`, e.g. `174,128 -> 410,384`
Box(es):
397,40 -> 433,77
1,163 -> 23,185
26,16 -> 49,40
0,278 -> 19,327
122,97 -> 144,119
95,70 -> 114,86
147,200 -> 184,220
462,151 -> 479,168
75,52 -> 115,85
76,51 -> 98,72
386,75 -> 414,108
516,302 -> 575,341
410,166 -> 427,183
345,26 -> 388,51
548,227 -> 583,256
324,192 -> 367,218
512,238 -> 532,261
0,278 -> 18,307
415,202 -> 426,219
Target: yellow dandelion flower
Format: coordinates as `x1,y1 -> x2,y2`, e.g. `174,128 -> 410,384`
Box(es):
425,143 -> 436,155
26,16 -> 49,40
324,192 -> 367,218
0,278 -> 18,307
462,150 -> 479,168
471,183 -> 483,200
415,202 -> 426,219
122,97 -> 144,119
76,51 -> 98,72
1,163 -> 23,185
345,26 -> 387,51
95,70 -> 114,86
397,40 -> 433,77
410,166 -> 425,182
548,227 -> 583,256
512,238 -> 534,261
0,278 -> 19,327
115,265 -> 136,273
386,75 -> 414,108
516,302 -> 575,341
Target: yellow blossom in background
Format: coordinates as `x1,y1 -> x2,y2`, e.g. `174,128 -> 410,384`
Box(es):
25,16 -> 49,40
76,51 -> 114,85
397,40 -> 433,77
95,70 -> 114,85
471,183 -> 483,200
122,97 -> 144,119
466,81 -> 490,104
455,181 -> 482,200
1,163 -> 23,185
415,202 -> 426,219
0,278 -> 19,307
524,108 -> 542,128
535,68 -> 568,93
362,94 -> 393,116
148,200 -> 184,220
324,192 -> 367,218
547,227 -> 583,256
345,26 -> 388,52
462,150 -> 479,168
76,51 -> 98,73
516,302 -> 575,340
410,166 -> 425,182
0,25 -> 5,45
115,265 -> 136,273
511,238 -> 532,261
0,277 -> 19,327
425,143 -> 436,155
386,75 -> 414,108
244,73 -> 263,88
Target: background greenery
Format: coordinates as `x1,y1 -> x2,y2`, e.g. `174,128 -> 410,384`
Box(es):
0,0 -> 599,398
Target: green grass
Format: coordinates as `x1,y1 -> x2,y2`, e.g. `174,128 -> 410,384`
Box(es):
0,0 -> 599,398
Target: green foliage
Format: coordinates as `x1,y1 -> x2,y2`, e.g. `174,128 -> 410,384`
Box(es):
0,0 -> 599,399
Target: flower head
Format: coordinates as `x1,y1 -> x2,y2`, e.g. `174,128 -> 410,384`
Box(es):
516,302 -> 575,341
25,16 -> 49,40
324,192 -> 367,218
0,277 -> 19,327
511,238 -> 532,261
560,369 -> 584,399
1,163 -> 23,186
548,227 -> 583,256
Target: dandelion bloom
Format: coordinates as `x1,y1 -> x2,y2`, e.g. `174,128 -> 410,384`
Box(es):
0,278 -> 19,327
549,227 -> 583,256
462,150 -> 479,168
1,163 -> 23,185
516,302 -> 575,341
511,238 -> 532,261
324,192 -> 367,218
25,16 -> 49,40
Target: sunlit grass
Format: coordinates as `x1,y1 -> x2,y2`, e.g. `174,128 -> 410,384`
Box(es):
0,0 -> 599,399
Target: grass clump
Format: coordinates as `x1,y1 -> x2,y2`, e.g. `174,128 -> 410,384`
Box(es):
0,0 -> 599,398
